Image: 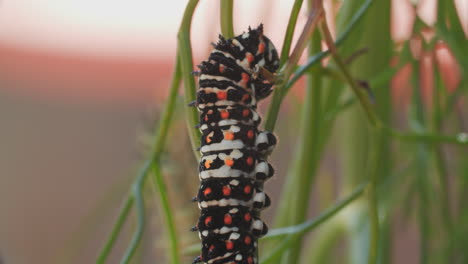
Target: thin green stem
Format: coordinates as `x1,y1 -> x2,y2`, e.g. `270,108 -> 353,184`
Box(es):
284,8 -> 324,261
260,237 -> 294,264
266,182 -> 367,240
279,0 -> 304,65
152,59 -> 182,161
120,169 -> 148,264
97,196 -> 134,263
285,0 -> 374,95
151,163 -> 181,264
388,130 -> 468,146
281,0 -> 324,82
264,0 -> 374,132
367,130 -> 382,264
264,0 -> 323,132
320,20 -> 379,127
220,0 -> 234,38
96,49 -> 183,263
178,0 -> 201,160
262,182 -> 368,263
432,53 -> 453,261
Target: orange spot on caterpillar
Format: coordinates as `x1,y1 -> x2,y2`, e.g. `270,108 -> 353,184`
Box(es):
246,157 -> 254,166
206,134 -> 212,143
205,216 -> 212,226
224,132 -> 235,140
217,91 -> 227,100
241,72 -> 250,83
209,244 -> 215,251
244,236 -> 252,245
226,241 -> 234,250
246,52 -> 254,63
224,214 -> 233,225
222,186 -> 231,196
203,187 -> 212,196
242,109 -> 250,117
247,256 -> 253,264
247,130 -> 254,139
243,185 -> 252,194
219,64 -> 225,73
204,160 -> 212,169
204,115 -> 209,122
258,42 -> 265,53
220,111 -> 230,119
225,159 -> 234,167
244,213 -> 251,222
242,94 -> 250,102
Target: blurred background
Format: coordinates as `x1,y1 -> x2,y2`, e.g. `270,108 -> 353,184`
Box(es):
0,0 -> 466,264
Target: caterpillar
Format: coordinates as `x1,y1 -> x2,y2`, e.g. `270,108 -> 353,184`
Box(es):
191,24 -> 279,264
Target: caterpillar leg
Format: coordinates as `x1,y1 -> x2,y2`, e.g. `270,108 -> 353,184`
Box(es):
253,161 -> 274,181
255,131 -> 276,154
252,189 -> 271,210
251,218 -> 268,237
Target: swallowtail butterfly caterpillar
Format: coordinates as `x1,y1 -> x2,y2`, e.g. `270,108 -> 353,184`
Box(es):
190,25 -> 279,264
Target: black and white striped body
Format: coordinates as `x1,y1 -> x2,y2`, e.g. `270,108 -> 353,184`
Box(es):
193,25 -> 279,264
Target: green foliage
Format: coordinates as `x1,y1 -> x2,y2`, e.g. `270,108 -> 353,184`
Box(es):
94,0 -> 468,263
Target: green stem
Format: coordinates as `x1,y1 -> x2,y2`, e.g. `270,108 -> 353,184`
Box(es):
96,48 -> 183,264
279,0 -> 304,65
151,163 -> 181,264
264,1 -> 324,132
120,169 -> 148,264
367,129 -> 382,264
152,59 -> 182,161
320,20 -> 379,127
261,183 -> 367,264
178,0 -> 201,160
284,12 -> 323,262
265,182 -> 367,240
387,129 -> 468,146
97,196 -> 134,263
220,0 -> 234,38
264,0 -> 374,132
432,53 -> 453,262
286,0 -> 374,93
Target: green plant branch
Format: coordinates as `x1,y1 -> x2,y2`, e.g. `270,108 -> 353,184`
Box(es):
264,0 -> 374,132
220,0 -> 234,38
120,171 -> 148,264
281,1 -> 327,258
265,182 -> 367,239
320,20 -> 379,127
432,56 -> 454,260
388,130 -> 468,146
285,0 -> 374,95
279,0 -> 305,65
260,237 -> 294,264
319,10 -> 382,263
178,0 -> 201,160
151,163 -> 181,264
366,132 -> 382,264
263,182 -> 368,263
283,0 -> 323,80
148,60 -> 183,264
97,54 -> 183,263
97,196 -> 134,263
264,0 -> 324,132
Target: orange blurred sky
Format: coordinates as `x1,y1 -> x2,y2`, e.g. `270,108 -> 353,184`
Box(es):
0,0 -> 301,59
0,0 -> 466,103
